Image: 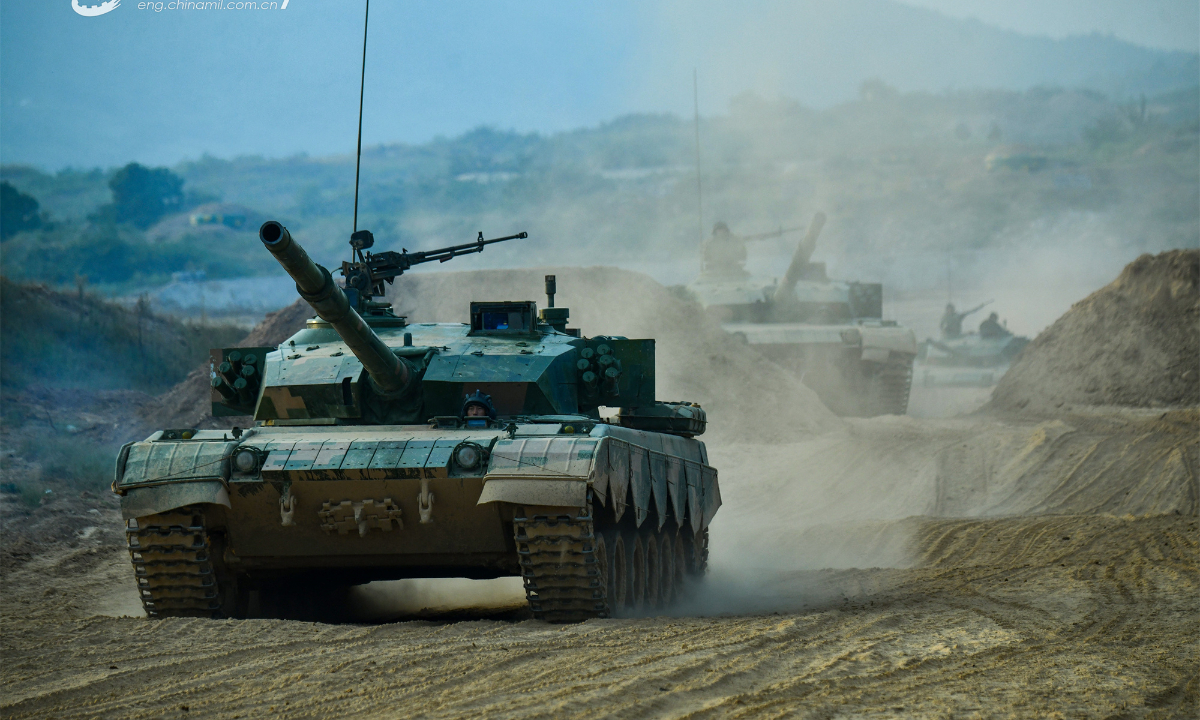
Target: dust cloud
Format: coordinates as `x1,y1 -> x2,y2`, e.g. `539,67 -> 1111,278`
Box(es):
348,578 -> 527,621
359,254 -> 1198,619
381,266 -> 918,617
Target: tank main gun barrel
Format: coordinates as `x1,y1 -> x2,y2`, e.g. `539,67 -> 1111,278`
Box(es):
259,221 -> 411,395
774,212 -> 827,302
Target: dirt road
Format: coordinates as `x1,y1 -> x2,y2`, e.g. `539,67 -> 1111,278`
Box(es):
2,489 -> 1196,717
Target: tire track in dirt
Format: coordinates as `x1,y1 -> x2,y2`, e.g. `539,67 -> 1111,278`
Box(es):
4,515 -> 1195,719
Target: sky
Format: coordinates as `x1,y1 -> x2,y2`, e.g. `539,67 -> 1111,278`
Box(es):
899,0 -> 1199,52
1,0 -> 1196,170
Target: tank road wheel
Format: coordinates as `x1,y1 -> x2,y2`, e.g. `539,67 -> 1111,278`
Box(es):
658,532 -> 676,607
126,507 -> 242,619
643,527 -> 661,610
206,532 -> 249,619
594,531 -> 610,616
599,528 -> 627,616
672,531 -> 687,598
624,529 -> 646,613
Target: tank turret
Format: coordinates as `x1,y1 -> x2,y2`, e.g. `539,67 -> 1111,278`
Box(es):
259,221 -> 413,395
687,210 -> 917,417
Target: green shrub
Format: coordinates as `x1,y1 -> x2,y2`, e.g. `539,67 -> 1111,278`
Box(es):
18,434 -> 114,494
18,484 -> 43,509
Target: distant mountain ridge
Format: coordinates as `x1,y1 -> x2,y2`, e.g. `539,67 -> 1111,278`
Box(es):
0,0 -> 1196,169
637,1 -> 1199,111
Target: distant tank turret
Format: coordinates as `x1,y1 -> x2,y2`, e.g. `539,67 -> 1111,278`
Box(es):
689,212 -> 916,417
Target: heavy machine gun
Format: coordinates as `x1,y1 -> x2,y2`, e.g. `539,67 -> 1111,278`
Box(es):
741,225 -> 806,242
341,228 -> 527,310
957,300 -> 993,321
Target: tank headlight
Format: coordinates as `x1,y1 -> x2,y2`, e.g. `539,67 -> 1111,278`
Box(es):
234,449 -> 260,473
454,443 -> 483,470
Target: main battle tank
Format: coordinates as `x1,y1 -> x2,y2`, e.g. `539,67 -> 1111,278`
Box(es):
111,222 -> 719,622
687,214 -> 917,416
917,304 -> 1029,387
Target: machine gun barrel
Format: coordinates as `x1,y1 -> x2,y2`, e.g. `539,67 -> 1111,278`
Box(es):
742,226 -> 804,242
259,221 -> 412,395
961,299 -> 994,318
412,231 -> 528,264
366,232 -> 528,283
774,212 -> 827,301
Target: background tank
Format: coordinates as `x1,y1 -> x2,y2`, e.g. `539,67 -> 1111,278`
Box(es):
917,304 -> 1030,387
687,213 -> 917,416
111,222 -> 719,623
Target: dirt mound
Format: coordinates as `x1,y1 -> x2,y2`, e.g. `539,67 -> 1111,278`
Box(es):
137,300 -> 312,432
0,387 -> 155,447
236,298 -> 311,346
710,407 -> 1198,581
391,266 -> 839,440
990,249 -> 1199,415
0,278 -> 243,393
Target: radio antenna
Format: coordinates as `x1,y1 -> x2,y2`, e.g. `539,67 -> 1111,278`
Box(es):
352,0 -> 370,236
693,68 -> 704,246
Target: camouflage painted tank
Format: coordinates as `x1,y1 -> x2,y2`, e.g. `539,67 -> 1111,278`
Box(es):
111,222 -> 719,622
687,213 -> 917,416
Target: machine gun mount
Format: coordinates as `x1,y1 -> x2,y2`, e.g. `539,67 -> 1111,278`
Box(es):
341,229 -> 528,311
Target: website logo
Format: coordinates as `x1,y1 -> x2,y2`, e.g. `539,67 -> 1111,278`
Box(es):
72,0 -> 120,16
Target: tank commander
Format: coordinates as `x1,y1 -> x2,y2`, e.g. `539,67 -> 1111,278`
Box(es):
940,301 -> 989,339
940,303 -> 963,338
461,390 -> 497,419
979,312 -> 1011,339
701,222 -> 748,277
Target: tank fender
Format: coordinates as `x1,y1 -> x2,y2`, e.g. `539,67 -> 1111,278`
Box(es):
477,479 -> 587,507
479,434 -> 720,531
858,326 -> 918,358
478,436 -> 596,508
120,480 -> 231,521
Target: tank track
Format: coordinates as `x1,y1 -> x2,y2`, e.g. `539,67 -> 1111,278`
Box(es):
126,507 -> 224,618
868,356 -> 914,416
513,508 -> 608,623
514,507 -> 713,622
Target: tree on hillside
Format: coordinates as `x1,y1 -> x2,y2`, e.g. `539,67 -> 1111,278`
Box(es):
108,163 -> 184,228
0,182 -> 43,240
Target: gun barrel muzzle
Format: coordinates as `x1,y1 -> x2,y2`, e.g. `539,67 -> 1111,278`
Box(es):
258,221 -> 411,395
259,221 -> 327,296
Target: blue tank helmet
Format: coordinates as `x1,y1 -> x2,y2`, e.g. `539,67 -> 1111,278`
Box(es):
461,389 -> 497,419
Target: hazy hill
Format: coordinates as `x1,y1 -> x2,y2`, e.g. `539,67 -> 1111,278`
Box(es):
1,84 -> 1195,302
0,278 -> 242,393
